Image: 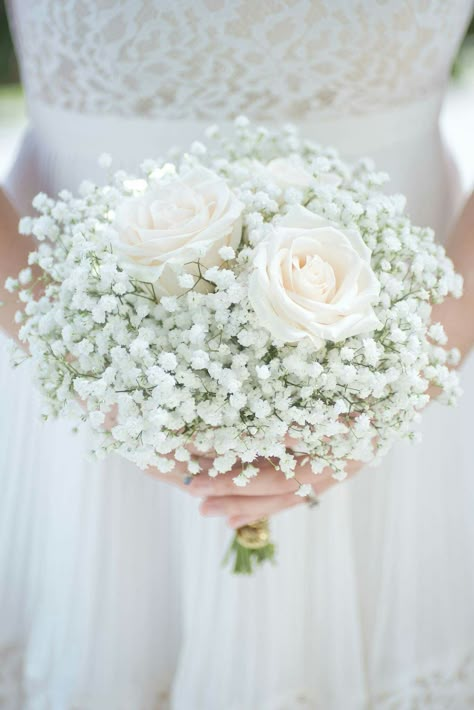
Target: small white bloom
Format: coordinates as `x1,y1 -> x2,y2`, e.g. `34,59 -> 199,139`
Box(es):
191,350 -> 209,369
178,273 -> 196,289
188,323 -> 207,345
429,322 -> 448,345
255,364 -> 271,380
32,192 -> 50,211
18,217 -> 33,235
447,347 -> 461,366
229,391 -> 247,409
232,473 -> 250,487
190,141 -> 206,156
295,483 -> 313,497
161,296 -> 178,312
363,338 -> 380,366
340,347 -> 355,362
250,398 -> 271,419
234,115 -> 250,128
158,352 -> 177,371
130,338 -> 150,358
218,245 -> 236,260
205,124 -> 219,138
390,327 -> 407,344
4,277 -> 18,292
98,153 -> 112,169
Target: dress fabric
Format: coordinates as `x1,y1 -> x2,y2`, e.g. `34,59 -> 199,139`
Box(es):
1,1 -> 474,708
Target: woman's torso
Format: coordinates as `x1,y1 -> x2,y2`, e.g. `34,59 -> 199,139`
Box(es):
5,0 -> 474,235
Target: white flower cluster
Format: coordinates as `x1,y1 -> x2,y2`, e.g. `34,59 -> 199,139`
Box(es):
11,119 -> 462,490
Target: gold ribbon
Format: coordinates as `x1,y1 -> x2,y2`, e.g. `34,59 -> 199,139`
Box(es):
235,518 -> 270,550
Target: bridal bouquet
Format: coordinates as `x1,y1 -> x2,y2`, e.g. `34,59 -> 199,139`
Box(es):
8,118 -> 462,572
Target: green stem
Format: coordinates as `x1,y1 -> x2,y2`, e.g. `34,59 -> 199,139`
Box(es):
223,534 -> 276,575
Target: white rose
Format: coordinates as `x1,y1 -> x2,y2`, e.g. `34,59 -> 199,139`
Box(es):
248,205 -> 381,344
266,157 -> 340,191
112,167 -> 243,294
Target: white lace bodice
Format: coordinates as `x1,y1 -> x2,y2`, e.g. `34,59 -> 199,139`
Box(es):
7,0 -> 473,122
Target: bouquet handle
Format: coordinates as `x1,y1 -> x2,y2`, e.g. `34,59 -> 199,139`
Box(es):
223,518 -> 276,574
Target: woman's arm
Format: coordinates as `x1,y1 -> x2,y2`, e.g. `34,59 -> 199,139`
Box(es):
0,188 -> 40,343
432,190 -> 474,362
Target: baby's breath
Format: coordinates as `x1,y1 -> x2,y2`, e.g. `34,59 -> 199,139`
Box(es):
12,121 -> 462,484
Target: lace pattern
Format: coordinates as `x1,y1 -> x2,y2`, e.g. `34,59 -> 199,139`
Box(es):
7,0 -> 473,121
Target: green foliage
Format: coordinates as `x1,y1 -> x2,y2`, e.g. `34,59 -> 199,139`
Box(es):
223,535 -> 276,575
0,1 -> 18,84
453,17 -> 474,80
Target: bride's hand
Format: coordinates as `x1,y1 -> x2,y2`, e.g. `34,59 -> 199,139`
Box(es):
187,458 -> 363,529
0,189 -> 42,345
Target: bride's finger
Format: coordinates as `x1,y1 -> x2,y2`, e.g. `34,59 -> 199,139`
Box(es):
222,469 -> 353,527
200,492 -> 305,526
199,459 -> 366,523
189,466 -> 294,497
149,456 -> 362,496
189,460 -> 334,497
146,456 -> 215,490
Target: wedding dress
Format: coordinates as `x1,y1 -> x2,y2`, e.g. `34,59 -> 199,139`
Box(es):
1,1 -> 474,708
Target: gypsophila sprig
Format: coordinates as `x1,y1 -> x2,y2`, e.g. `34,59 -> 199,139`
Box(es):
11,118 -> 462,505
